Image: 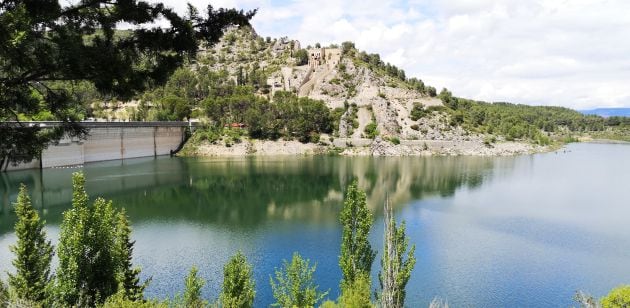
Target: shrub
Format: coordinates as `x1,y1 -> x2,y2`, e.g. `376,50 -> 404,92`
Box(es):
410,103 -> 426,121
601,285 -> 630,308
364,122 -> 378,139
388,137 -> 400,145
410,124 -> 420,131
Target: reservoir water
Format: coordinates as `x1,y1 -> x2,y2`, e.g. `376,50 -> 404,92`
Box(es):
1,143 -> 629,307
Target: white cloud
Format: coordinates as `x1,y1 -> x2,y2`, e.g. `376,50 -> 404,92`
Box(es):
154,0 -> 630,109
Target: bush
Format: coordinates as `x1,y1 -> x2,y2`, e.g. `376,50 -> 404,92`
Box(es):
364,122 -> 378,139
601,285 -> 630,308
410,124 -> 420,131
270,253 -> 327,308
388,137 -> 400,145
410,103 -> 426,121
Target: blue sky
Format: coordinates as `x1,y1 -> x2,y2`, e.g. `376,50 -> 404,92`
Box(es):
155,0 -> 630,109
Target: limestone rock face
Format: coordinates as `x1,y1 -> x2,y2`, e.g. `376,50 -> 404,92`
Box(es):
192,26 -> 543,156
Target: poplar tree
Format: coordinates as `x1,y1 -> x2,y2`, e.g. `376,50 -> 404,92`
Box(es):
8,184 -> 54,304
379,200 -> 416,308
114,208 -> 147,301
220,252 -> 255,308
0,279 -> 8,308
55,172 -> 119,306
339,181 -> 376,289
183,266 -> 206,308
270,252 -> 327,307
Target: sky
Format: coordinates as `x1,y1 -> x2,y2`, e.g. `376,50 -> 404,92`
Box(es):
152,0 -> 630,109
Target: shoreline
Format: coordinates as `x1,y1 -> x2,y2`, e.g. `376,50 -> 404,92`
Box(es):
179,137 -> 557,158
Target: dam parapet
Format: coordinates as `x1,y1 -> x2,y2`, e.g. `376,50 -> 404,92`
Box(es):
3,121 -> 192,171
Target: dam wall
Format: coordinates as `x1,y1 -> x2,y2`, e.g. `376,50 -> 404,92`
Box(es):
5,122 -> 188,171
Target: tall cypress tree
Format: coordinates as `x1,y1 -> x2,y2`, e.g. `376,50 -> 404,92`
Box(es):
339,180 -> 376,289
114,208 -> 147,301
8,184 -> 54,303
56,172 -> 119,306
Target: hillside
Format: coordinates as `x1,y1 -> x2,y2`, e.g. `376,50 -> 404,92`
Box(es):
88,26 -> 629,156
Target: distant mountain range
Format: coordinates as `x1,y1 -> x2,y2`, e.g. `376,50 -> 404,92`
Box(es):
580,108 -> 630,117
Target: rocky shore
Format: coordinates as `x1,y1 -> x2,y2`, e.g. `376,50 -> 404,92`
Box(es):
181,136 -> 549,157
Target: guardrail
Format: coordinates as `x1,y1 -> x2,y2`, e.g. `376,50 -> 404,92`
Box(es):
3,121 -> 199,128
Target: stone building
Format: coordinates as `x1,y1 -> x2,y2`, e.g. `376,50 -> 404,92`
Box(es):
307,48 -> 342,68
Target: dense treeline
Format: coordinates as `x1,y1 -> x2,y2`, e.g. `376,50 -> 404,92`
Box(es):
435,88 -> 626,144
0,175 -> 416,307
204,90 -> 333,143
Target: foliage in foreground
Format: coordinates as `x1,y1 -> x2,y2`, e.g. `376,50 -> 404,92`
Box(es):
270,252 -> 328,307
221,252 -> 256,308
1,0 -> 254,165
8,184 -> 54,304
379,200 -> 416,308
339,180 -> 376,290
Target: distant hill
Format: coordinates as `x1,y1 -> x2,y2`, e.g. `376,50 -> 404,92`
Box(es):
581,108 -> 630,117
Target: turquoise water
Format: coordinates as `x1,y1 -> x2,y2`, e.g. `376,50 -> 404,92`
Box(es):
1,143 -> 629,306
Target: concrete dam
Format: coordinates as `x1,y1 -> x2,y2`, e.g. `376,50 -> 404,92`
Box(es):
4,121 -> 191,171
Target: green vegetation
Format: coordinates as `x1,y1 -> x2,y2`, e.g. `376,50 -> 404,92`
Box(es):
182,266 -> 207,308
270,252 -> 328,307
8,184 -> 54,304
379,202 -> 416,308
410,103 -> 427,121
364,122 -> 379,139
1,0 -> 254,165
221,252 -> 256,308
601,285 -> 630,308
434,88 -> 621,144
204,89 -> 333,143
295,49 -> 309,65
339,181 -> 376,290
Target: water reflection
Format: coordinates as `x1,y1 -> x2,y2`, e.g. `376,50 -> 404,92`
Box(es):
1,155 -> 503,231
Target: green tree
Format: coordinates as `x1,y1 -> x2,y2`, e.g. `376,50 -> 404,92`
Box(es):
220,252 -> 256,308
55,172 -> 119,306
295,49 -> 309,66
339,181 -> 376,290
114,209 -> 147,301
0,278 -> 8,308
379,200 -> 416,308
270,252 -> 328,307
8,184 -> 54,304
1,0 -> 254,166
601,285 -> 630,308
183,266 -> 207,308
338,274 -> 373,308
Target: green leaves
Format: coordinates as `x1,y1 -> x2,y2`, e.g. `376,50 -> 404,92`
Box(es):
339,180 -> 375,290
1,0 -> 254,164
379,201 -> 416,308
55,172 -> 144,306
221,252 -> 256,308
183,266 -> 207,308
270,252 -> 328,308
8,184 -> 53,304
